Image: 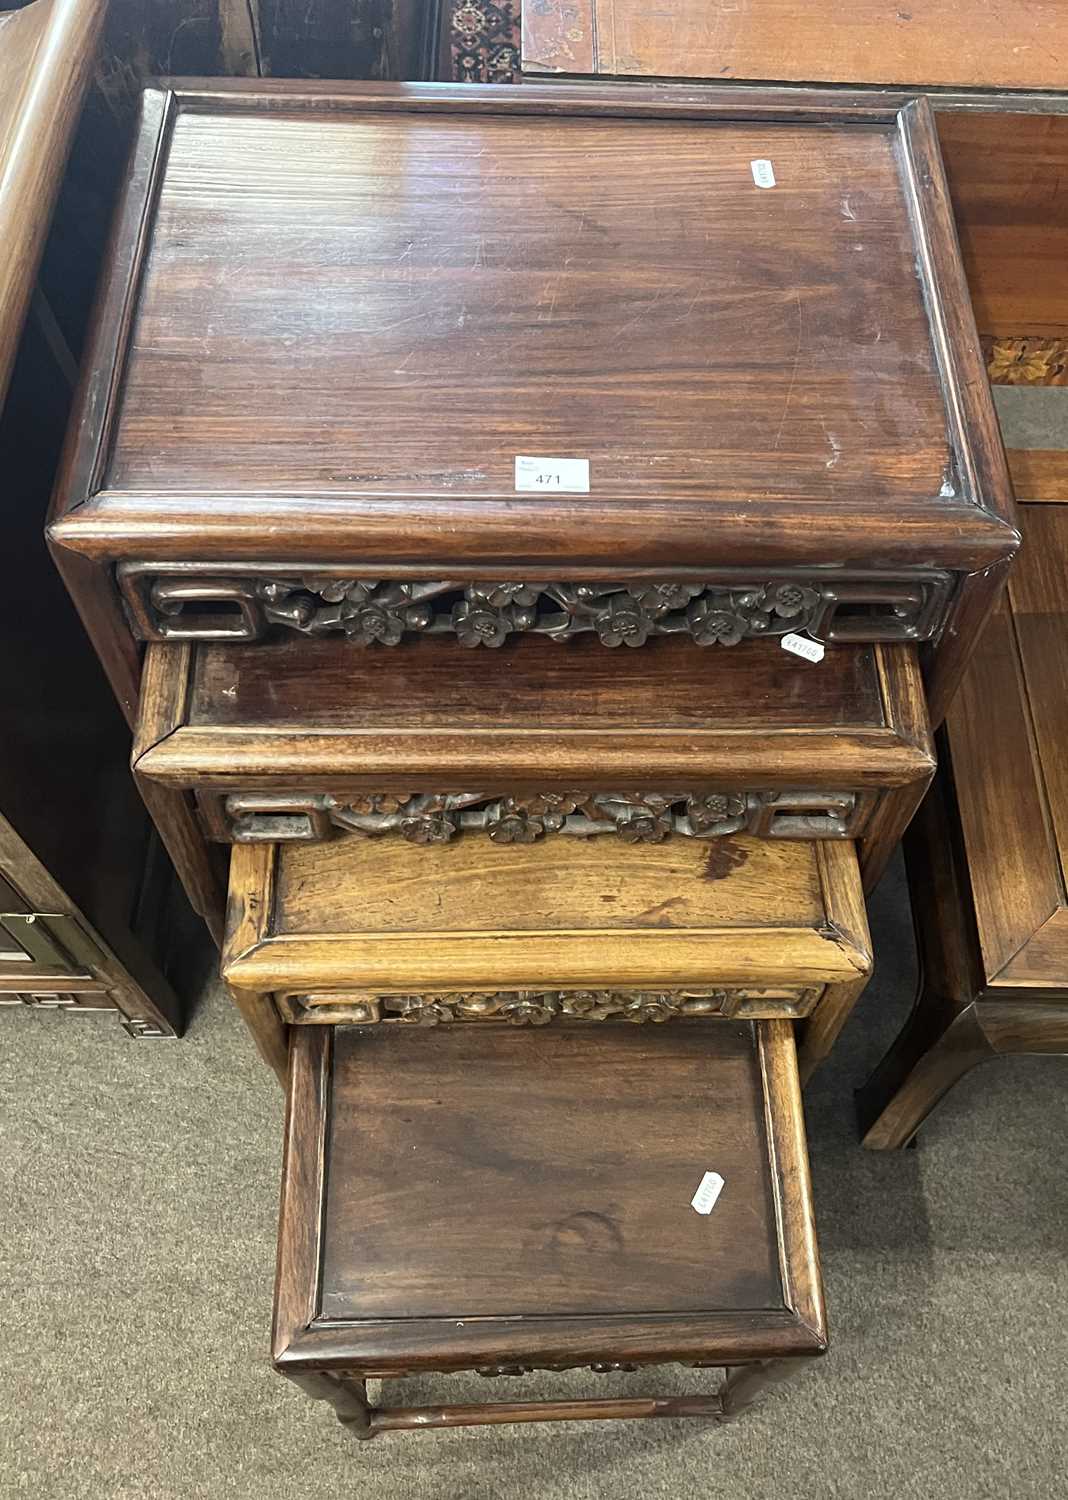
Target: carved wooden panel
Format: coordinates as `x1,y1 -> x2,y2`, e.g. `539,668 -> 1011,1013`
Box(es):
119,566 -> 953,648
275,985 -> 822,1026
211,789 -> 869,846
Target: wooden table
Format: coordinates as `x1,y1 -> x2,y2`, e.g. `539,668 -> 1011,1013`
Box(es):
274,1016 -> 825,1435
859,502 -> 1068,1147
522,0 -> 1066,92
521,2 -> 1068,509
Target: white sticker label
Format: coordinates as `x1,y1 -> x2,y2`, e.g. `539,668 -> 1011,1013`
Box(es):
515,455 -> 590,493
691,1171 -> 725,1216
751,158 -> 777,188
781,632 -> 826,664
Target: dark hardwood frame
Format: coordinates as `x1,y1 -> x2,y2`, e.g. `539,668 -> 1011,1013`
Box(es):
47,79 -> 1017,732
273,1020 -> 825,1436
131,633 -> 934,912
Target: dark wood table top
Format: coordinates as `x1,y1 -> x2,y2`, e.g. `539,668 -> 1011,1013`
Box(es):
51,81 -> 1012,580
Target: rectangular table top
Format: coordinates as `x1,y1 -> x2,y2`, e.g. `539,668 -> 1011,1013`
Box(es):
522,0 -> 1067,92
50,80 -> 1012,580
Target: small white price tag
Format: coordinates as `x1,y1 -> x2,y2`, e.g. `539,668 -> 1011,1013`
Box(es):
515,455 -> 590,494
691,1171 -> 725,1216
781,632 -> 825,664
750,158 -> 777,188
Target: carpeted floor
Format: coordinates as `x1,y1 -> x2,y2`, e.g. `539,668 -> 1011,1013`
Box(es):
2,857 -> 1066,1500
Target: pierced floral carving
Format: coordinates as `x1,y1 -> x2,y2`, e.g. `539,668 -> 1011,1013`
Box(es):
125,568 -> 951,648
278,986 -> 823,1027
223,789 -> 862,845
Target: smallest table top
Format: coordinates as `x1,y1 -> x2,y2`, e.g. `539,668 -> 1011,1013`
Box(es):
274,1020 -> 825,1374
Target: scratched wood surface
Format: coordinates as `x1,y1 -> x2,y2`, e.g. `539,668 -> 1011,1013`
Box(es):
319,1022 -> 782,1319
522,0 -> 1068,91
106,107 -> 952,510
274,1020 -> 826,1399
220,833 -> 872,995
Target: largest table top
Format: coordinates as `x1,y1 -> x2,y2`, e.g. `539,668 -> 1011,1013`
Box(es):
51,80 -> 1012,580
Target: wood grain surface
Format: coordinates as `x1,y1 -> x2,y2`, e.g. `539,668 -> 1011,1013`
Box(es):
1006,449 -> 1068,504
1006,506 -> 1068,887
937,112 -> 1068,340
49,83 -> 1014,584
105,108 -> 950,510
222,830 -> 872,994
133,632 -> 932,793
522,0 -> 1067,92
320,1022 -> 782,1320
946,503 -> 1068,987
274,1018 -> 825,1387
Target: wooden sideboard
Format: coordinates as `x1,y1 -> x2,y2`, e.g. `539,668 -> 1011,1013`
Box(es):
0,0 -> 183,1037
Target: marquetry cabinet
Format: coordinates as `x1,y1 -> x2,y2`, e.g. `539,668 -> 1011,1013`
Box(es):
0,0 -> 182,1039
859,503 -> 1068,1148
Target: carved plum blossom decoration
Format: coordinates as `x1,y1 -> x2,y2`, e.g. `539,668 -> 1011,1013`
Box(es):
629,583 -> 705,613
687,595 -> 757,646
594,593 -> 651,648
486,803 -> 543,843
398,811 -> 456,844
558,991 -> 620,1020
616,808 -> 673,843
382,995 -> 455,1025
618,993 -> 682,1023
685,793 -> 747,833
343,603 -> 406,645
496,992 -> 557,1025
223,788 -> 863,844
765,581 -> 820,618
313,988 -> 751,1027
131,568 -> 952,647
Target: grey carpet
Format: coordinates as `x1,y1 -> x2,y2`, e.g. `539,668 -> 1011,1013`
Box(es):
2,858 -> 1066,1500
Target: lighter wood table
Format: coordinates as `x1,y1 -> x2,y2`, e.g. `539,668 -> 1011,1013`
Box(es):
859,503 -> 1068,1147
